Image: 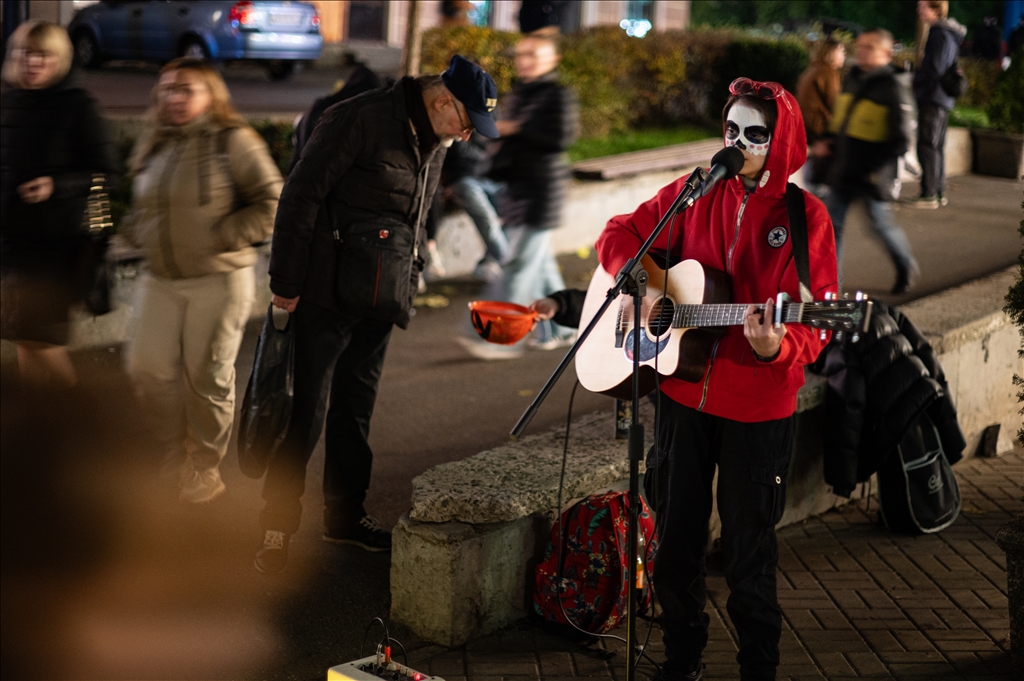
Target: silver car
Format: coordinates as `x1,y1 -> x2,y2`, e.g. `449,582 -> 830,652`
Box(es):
68,0 -> 322,80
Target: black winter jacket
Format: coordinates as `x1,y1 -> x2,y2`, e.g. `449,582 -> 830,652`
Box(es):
488,72 -> 578,231
826,64 -> 914,202
1,73 -> 115,261
913,19 -> 967,110
813,302 -> 966,497
269,77 -> 445,327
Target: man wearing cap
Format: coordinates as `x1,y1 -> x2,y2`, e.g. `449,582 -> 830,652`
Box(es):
255,55 -> 498,574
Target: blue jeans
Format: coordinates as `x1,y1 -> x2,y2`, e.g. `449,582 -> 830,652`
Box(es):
826,193 -> 917,286
482,226 -> 571,343
450,177 -> 510,264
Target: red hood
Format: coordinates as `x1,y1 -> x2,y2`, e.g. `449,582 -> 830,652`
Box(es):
722,88 -> 807,202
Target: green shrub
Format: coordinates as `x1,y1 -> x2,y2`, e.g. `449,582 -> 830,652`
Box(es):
947,107 -> 990,129
957,56 -> 1001,110
250,120 -> 296,178
707,34 -> 809,115
421,25 -> 518,93
987,48 -> 1024,134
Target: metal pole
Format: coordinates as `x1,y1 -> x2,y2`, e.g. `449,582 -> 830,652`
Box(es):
403,0 -> 422,77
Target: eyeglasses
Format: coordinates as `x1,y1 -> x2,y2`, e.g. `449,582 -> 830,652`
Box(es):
454,101 -> 474,136
728,77 -> 793,114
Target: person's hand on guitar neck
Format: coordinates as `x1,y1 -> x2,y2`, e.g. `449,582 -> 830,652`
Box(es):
744,297 -> 787,362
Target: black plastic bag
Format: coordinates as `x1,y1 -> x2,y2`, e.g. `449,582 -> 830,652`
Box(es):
82,232 -> 112,316
238,305 -> 294,479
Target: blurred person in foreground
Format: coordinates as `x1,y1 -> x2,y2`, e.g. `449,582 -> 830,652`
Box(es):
816,29 -> 919,293
911,0 -> 966,209
0,21 -> 115,396
458,29 -> 579,360
257,56 -> 498,574
122,58 -> 283,504
595,78 -> 837,681
797,36 -> 845,195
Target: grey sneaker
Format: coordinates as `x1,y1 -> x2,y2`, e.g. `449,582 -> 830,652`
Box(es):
938,192 -> 948,206
909,196 -> 939,209
179,466 -> 225,503
254,530 -> 289,574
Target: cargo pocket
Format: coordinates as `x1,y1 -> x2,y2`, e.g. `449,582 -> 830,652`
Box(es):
334,219 -> 415,322
750,456 -> 789,527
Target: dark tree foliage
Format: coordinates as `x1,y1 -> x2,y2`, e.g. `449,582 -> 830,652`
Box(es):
690,0 -> 1003,42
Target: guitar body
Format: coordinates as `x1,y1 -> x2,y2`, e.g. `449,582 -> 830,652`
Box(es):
576,256 -> 731,399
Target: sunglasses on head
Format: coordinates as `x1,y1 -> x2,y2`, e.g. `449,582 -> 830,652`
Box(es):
728,77 -> 793,114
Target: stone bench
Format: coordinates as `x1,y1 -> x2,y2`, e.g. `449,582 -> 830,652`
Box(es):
390,266 -> 1018,648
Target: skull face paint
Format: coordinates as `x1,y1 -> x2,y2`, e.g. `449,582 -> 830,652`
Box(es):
725,102 -> 771,156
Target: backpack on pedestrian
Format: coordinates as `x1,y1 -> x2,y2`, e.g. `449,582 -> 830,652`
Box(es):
877,412 -> 961,534
533,491 -> 658,637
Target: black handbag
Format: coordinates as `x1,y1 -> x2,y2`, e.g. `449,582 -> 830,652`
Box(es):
79,173 -> 114,316
939,60 -> 969,98
238,305 -> 295,479
878,412 -> 961,534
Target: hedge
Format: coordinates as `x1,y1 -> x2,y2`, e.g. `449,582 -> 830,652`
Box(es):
422,25 -> 810,138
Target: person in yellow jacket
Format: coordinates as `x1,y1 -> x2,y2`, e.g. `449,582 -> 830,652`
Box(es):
123,58 -> 283,503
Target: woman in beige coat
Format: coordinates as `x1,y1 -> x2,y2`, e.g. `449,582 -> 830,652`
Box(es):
124,58 -> 283,503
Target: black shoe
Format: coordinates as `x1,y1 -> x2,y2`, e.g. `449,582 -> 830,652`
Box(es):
653,659 -> 703,681
323,515 -> 392,552
891,263 -> 920,295
254,530 -> 289,574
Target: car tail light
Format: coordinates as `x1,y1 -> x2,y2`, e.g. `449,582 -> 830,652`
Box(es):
229,0 -> 255,27
311,11 -> 320,28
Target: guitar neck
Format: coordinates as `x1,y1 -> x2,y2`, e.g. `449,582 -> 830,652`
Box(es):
672,303 -> 803,328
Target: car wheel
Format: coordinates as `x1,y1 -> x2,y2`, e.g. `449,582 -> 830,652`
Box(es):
266,61 -> 295,81
73,30 -> 101,69
180,38 -> 209,61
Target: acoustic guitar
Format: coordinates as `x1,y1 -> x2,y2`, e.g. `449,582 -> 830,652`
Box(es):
575,255 -> 872,399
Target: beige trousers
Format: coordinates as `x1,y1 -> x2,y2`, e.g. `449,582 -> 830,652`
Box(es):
126,267 -> 255,471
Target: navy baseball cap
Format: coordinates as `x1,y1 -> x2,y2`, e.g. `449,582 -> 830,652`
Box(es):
441,55 -> 499,139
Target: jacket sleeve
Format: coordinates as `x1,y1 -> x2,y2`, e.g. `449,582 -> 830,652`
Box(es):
512,85 -> 579,153
764,191 -> 838,371
887,76 -> 914,158
913,27 -> 956,100
269,104 -> 365,299
55,92 -> 116,201
548,288 -> 587,328
215,127 -> 284,252
595,177 -> 688,276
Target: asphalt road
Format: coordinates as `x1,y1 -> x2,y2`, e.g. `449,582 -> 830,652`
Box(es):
78,62 -> 348,116
1,174 -> 1020,679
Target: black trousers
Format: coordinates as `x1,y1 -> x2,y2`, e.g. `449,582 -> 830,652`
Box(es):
648,393 -> 794,681
260,299 -> 393,535
917,104 -> 949,199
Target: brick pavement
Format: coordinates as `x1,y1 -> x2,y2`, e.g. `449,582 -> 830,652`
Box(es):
407,450 -> 1020,681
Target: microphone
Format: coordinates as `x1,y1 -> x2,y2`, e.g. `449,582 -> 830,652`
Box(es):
701,146 -> 746,195
674,146 -> 746,214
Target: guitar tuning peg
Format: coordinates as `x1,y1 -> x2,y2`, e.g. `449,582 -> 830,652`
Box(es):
855,291 -> 865,301
835,331 -> 845,342
819,330 -> 827,341
851,333 -> 860,343
842,292 -> 850,299
824,291 -> 834,300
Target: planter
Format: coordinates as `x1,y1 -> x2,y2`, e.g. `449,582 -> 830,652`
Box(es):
972,128 -> 1024,179
995,513 -> 1024,680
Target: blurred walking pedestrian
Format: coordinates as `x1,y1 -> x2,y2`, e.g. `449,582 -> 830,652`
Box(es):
256,56 -> 498,575
797,36 -> 845,195
458,29 -> 579,359
0,21 -> 115,395
818,29 -> 920,294
122,59 -> 283,504
911,0 -> 966,209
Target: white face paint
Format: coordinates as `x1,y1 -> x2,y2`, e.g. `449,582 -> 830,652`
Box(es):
725,102 -> 771,157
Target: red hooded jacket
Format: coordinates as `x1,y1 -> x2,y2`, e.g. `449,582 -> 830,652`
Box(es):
595,89 -> 838,423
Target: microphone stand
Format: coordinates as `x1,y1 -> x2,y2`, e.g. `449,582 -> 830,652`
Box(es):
512,166 -> 712,681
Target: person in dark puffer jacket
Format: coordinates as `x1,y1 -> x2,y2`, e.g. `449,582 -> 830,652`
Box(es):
813,301 -> 966,498
0,21 -> 115,391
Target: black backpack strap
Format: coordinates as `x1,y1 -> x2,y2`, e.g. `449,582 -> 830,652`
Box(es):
785,182 -> 813,303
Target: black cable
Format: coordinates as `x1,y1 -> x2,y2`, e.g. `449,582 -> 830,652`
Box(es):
360,617 -> 390,659
388,637 -> 409,667
553,379 -> 629,646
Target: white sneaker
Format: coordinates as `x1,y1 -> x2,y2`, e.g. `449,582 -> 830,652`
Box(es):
456,335 -> 525,360
425,242 -> 446,280
179,466 -> 226,503
527,333 -> 577,351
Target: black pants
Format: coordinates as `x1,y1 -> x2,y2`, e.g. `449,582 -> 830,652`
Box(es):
917,104 -> 949,199
260,299 -> 393,535
648,394 -> 794,681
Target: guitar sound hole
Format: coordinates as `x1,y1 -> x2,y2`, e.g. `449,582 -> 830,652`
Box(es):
648,297 -> 674,337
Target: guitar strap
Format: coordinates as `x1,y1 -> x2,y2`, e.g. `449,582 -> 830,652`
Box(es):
785,182 -> 813,303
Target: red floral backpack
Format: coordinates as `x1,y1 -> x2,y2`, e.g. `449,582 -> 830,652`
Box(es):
533,491 -> 658,634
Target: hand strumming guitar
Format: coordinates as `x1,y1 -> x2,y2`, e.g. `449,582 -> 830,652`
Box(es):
744,297 -> 787,361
